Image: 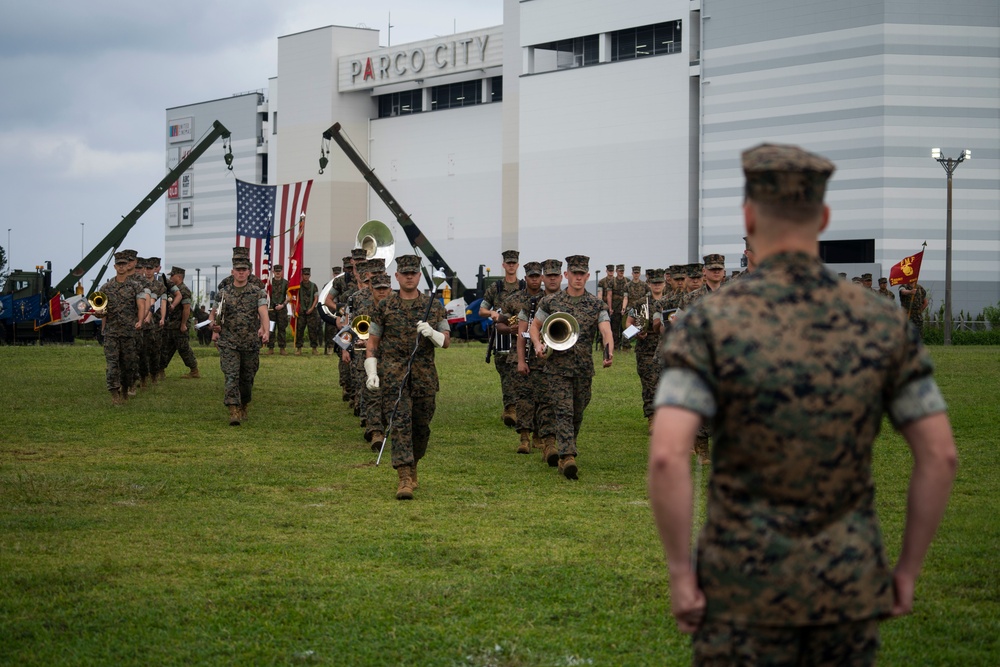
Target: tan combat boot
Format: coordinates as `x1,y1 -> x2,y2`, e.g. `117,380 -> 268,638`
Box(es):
396,465 -> 414,500
502,405 -> 516,427
110,389 -> 124,406
369,432 -> 384,453
531,433 -> 543,450
558,455 -> 578,480
279,348 -> 287,356
294,348 -> 302,356
312,347 -> 319,355
181,367 -> 200,379
127,386 -> 138,397
410,460 -> 419,490
228,406 -> 241,426
517,430 -> 531,454
239,404 -> 249,421
542,437 -> 559,467
266,348 -> 274,355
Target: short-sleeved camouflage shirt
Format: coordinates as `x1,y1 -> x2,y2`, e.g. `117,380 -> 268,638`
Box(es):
99,276 -> 145,337
481,278 -> 522,317
656,251 -> 946,626
369,293 -> 448,396
165,282 -> 192,330
216,283 -> 268,350
534,290 -> 610,378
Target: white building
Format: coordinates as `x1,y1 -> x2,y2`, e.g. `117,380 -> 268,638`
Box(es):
166,0 -> 999,312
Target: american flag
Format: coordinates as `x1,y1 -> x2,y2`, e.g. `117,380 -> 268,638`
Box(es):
235,179 -> 313,290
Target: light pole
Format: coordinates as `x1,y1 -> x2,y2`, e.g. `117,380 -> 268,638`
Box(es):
195,268 -> 201,306
212,265 -> 220,303
6,228 -> 10,271
80,223 -> 85,260
931,148 -> 971,346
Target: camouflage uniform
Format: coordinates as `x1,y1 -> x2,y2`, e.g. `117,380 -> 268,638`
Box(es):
899,283 -> 927,331
655,144 -> 949,663
876,278 -> 895,303
508,278 -> 545,438
295,276 -> 321,350
216,282 -> 268,407
631,270 -> 662,420
99,273 -> 145,396
131,268 -> 155,385
622,269 -> 651,350
658,251 -> 945,650
361,274 -> 393,445
162,280 -> 198,373
267,275 -> 289,351
329,263 -> 358,392
534,285 -> 610,460
350,285 -> 375,414
369,291 -> 449,469
143,270 -> 167,381
481,277 -> 523,415
609,268 -> 627,348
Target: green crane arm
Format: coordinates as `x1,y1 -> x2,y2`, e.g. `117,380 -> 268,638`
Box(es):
322,122 -> 468,296
55,120 -> 232,296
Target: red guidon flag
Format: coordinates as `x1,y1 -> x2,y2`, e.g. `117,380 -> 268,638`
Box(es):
287,213 -> 306,343
888,249 -> 924,287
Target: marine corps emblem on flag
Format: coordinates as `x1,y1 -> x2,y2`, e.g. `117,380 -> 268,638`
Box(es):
889,249 -> 924,287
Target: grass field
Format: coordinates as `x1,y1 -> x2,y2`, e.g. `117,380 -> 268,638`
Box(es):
0,342 -> 997,666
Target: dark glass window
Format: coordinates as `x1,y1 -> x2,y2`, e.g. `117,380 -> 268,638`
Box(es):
819,239 -> 875,263
534,34 -> 600,71
376,90 -> 423,118
611,21 -> 682,61
430,80 -> 483,110
491,76 -> 503,102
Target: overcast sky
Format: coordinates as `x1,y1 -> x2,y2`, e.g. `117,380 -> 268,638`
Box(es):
0,0 -> 503,290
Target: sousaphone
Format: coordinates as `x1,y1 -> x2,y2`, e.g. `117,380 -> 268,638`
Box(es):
319,220 -> 395,325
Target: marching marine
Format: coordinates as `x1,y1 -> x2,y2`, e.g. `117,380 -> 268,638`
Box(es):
97,251 -> 148,405
366,255 -> 450,500
626,268 -> 667,431
162,266 -> 200,379
479,249 -> 523,426
507,261 -> 545,454
211,249 -> 270,425
530,255 -> 614,480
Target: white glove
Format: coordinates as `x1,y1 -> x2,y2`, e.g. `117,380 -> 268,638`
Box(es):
364,356 -> 379,390
416,321 -> 445,348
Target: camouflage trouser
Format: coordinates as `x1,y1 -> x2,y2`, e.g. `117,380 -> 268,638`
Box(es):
139,325 -> 161,380
511,360 -> 534,432
162,328 -> 197,371
351,349 -> 366,407
324,321 -> 338,351
635,338 -> 659,418
295,310 -> 321,349
494,352 -> 516,409
693,618 -> 880,666
364,384 -> 385,441
104,334 -> 138,392
610,308 -> 624,348
219,346 -> 259,406
339,356 -> 353,394
530,363 -> 554,438
268,308 -> 288,349
546,373 -> 593,458
387,386 -> 436,469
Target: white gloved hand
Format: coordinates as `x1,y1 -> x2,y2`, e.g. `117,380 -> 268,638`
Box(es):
364,356 -> 379,390
416,321 -> 445,348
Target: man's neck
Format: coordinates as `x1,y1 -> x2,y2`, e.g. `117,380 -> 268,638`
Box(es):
504,275 -> 518,284
566,286 -> 584,297
399,288 -> 419,299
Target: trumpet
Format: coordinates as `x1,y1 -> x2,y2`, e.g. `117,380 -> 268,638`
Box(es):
88,291 -> 108,316
540,312 -> 579,357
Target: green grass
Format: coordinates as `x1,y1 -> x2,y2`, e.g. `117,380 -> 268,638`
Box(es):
0,343 -> 997,666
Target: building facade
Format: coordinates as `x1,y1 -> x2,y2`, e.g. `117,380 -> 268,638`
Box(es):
166,0 -> 999,312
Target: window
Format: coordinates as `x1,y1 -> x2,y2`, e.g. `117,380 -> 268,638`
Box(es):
611,21 -> 682,61
819,239 -> 875,264
377,89 -> 424,118
532,35 -> 600,73
430,80 -> 482,111
491,76 -> 503,102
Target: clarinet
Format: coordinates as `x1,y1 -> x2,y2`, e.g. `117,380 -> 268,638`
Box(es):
525,296 -> 540,361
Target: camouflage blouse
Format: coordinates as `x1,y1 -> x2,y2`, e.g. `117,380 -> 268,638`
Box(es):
657,251 -> 946,626
534,290 -> 610,378
99,276 -> 145,337
165,283 -> 192,330
369,293 -> 448,396
216,284 -> 267,351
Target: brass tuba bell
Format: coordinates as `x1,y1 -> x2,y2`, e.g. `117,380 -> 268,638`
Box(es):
351,314 -> 371,340
540,312 -> 579,357
356,219 -> 395,267
88,291 -> 108,316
